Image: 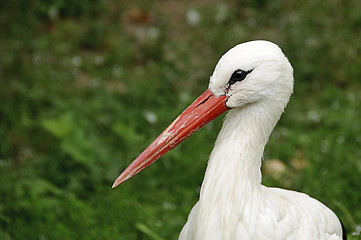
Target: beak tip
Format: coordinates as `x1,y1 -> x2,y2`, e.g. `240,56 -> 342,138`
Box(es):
112,174 -> 130,188
112,177 -> 122,188
112,180 -> 123,188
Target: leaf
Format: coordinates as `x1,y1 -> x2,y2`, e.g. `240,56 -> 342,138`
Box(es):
111,121 -> 142,145
60,130 -> 96,166
41,113 -> 74,138
135,222 -> 164,240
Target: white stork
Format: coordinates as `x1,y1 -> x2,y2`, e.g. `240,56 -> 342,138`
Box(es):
112,40 -> 346,240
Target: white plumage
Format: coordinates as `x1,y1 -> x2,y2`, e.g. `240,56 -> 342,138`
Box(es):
179,41 -> 343,240
113,40 -> 345,240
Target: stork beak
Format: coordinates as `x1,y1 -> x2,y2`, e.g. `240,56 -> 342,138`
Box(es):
112,89 -> 229,188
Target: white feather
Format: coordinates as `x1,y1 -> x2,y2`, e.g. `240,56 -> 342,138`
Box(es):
179,40 -> 343,240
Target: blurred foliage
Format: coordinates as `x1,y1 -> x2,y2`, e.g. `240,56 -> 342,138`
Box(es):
0,0 -> 361,239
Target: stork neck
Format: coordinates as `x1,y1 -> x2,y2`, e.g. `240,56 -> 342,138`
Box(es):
200,102 -> 281,199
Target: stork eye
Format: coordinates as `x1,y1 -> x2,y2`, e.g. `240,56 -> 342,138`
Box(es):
228,69 -> 253,86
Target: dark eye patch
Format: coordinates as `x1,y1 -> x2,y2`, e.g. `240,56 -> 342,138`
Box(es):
228,69 -> 253,86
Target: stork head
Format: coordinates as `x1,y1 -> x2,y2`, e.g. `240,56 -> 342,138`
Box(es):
210,40 -> 294,109
112,40 -> 294,187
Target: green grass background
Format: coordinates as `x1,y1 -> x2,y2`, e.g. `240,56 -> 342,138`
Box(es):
1,0 -> 360,239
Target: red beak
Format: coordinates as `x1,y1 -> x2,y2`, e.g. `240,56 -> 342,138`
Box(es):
112,89 -> 229,188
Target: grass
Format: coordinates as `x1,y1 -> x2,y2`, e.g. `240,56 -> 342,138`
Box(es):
0,0 -> 360,239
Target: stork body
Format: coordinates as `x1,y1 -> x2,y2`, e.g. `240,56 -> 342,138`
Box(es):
179,109 -> 342,240
113,41 -> 345,239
